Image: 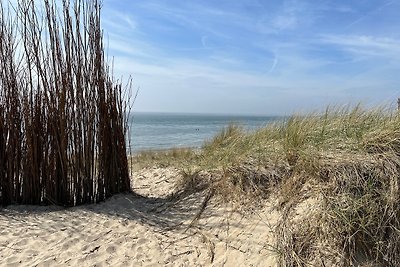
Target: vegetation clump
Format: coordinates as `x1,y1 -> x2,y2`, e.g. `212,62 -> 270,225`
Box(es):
139,105 -> 400,266
0,0 -> 130,206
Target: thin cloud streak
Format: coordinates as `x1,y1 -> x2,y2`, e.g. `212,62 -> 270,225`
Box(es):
321,34 -> 400,59
345,0 -> 396,29
99,0 -> 400,115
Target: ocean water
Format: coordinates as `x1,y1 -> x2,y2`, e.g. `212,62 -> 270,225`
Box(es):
128,112 -> 283,152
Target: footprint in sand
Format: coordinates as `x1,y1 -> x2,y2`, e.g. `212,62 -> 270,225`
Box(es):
136,246 -> 144,254
24,249 -> 39,257
136,238 -> 147,245
103,221 -> 112,228
62,237 -> 81,250
106,245 -> 116,254
6,256 -> 20,264
15,238 -> 28,246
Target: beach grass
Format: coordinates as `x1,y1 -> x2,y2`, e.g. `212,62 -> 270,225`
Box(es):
130,147 -> 198,170
134,105 -> 400,266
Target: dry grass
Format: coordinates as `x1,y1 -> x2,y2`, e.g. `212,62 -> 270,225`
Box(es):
138,105 -> 400,266
130,147 -> 198,169
0,0 -> 130,206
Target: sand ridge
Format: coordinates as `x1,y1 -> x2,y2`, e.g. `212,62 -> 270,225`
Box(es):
0,167 -> 278,266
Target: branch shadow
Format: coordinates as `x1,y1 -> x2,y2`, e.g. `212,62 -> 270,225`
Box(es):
0,184 -> 216,233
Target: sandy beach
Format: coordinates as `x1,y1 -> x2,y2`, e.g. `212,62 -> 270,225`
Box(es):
0,167 -> 278,266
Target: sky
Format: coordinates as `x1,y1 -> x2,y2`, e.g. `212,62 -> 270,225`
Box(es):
100,0 -> 400,115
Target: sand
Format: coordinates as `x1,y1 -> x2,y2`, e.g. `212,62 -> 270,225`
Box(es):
0,167 -> 279,266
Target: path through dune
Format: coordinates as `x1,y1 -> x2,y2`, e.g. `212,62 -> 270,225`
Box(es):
0,167 -> 279,266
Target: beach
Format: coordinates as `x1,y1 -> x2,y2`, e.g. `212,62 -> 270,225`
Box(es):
0,167 -> 278,266
1,0 -> 399,265
2,107 -> 400,266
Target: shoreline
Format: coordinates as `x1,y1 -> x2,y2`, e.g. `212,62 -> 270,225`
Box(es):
129,146 -> 199,156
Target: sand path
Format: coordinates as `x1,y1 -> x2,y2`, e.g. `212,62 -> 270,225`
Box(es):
0,167 -> 278,266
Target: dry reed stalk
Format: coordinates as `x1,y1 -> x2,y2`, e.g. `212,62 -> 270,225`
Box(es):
0,0 -> 131,206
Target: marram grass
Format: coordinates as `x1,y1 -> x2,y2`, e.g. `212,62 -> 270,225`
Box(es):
138,105 -> 400,266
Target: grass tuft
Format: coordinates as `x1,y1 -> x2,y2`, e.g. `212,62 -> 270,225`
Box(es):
137,105 -> 400,265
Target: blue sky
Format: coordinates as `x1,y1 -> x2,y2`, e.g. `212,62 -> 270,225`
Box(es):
101,0 -> 400,115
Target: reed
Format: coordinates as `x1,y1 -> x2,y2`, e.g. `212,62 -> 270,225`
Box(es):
0,0 -> 130,206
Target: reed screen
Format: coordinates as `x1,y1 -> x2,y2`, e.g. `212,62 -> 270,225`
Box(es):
0,0 -> 131,206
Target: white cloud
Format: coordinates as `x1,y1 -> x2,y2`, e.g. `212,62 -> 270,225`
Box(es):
267,55 -> 278,73
273,15 -> 298,30
201,35 -> 208,48
321,34 -> 400,59
107,34 -> 159,58
97,0 -> 400,114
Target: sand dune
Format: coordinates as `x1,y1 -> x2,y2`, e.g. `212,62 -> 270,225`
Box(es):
0,167 -> 278,266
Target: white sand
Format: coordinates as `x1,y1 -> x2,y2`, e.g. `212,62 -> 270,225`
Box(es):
0,167 -> 278,266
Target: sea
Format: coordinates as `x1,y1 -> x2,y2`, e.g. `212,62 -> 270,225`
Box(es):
128,112 -> 283,153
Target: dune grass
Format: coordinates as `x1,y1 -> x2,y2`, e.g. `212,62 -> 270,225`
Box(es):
135,105 -> 400,266
130,148 -> 199,170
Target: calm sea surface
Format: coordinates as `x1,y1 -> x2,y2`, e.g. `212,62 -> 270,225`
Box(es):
128,112 -> 283,152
